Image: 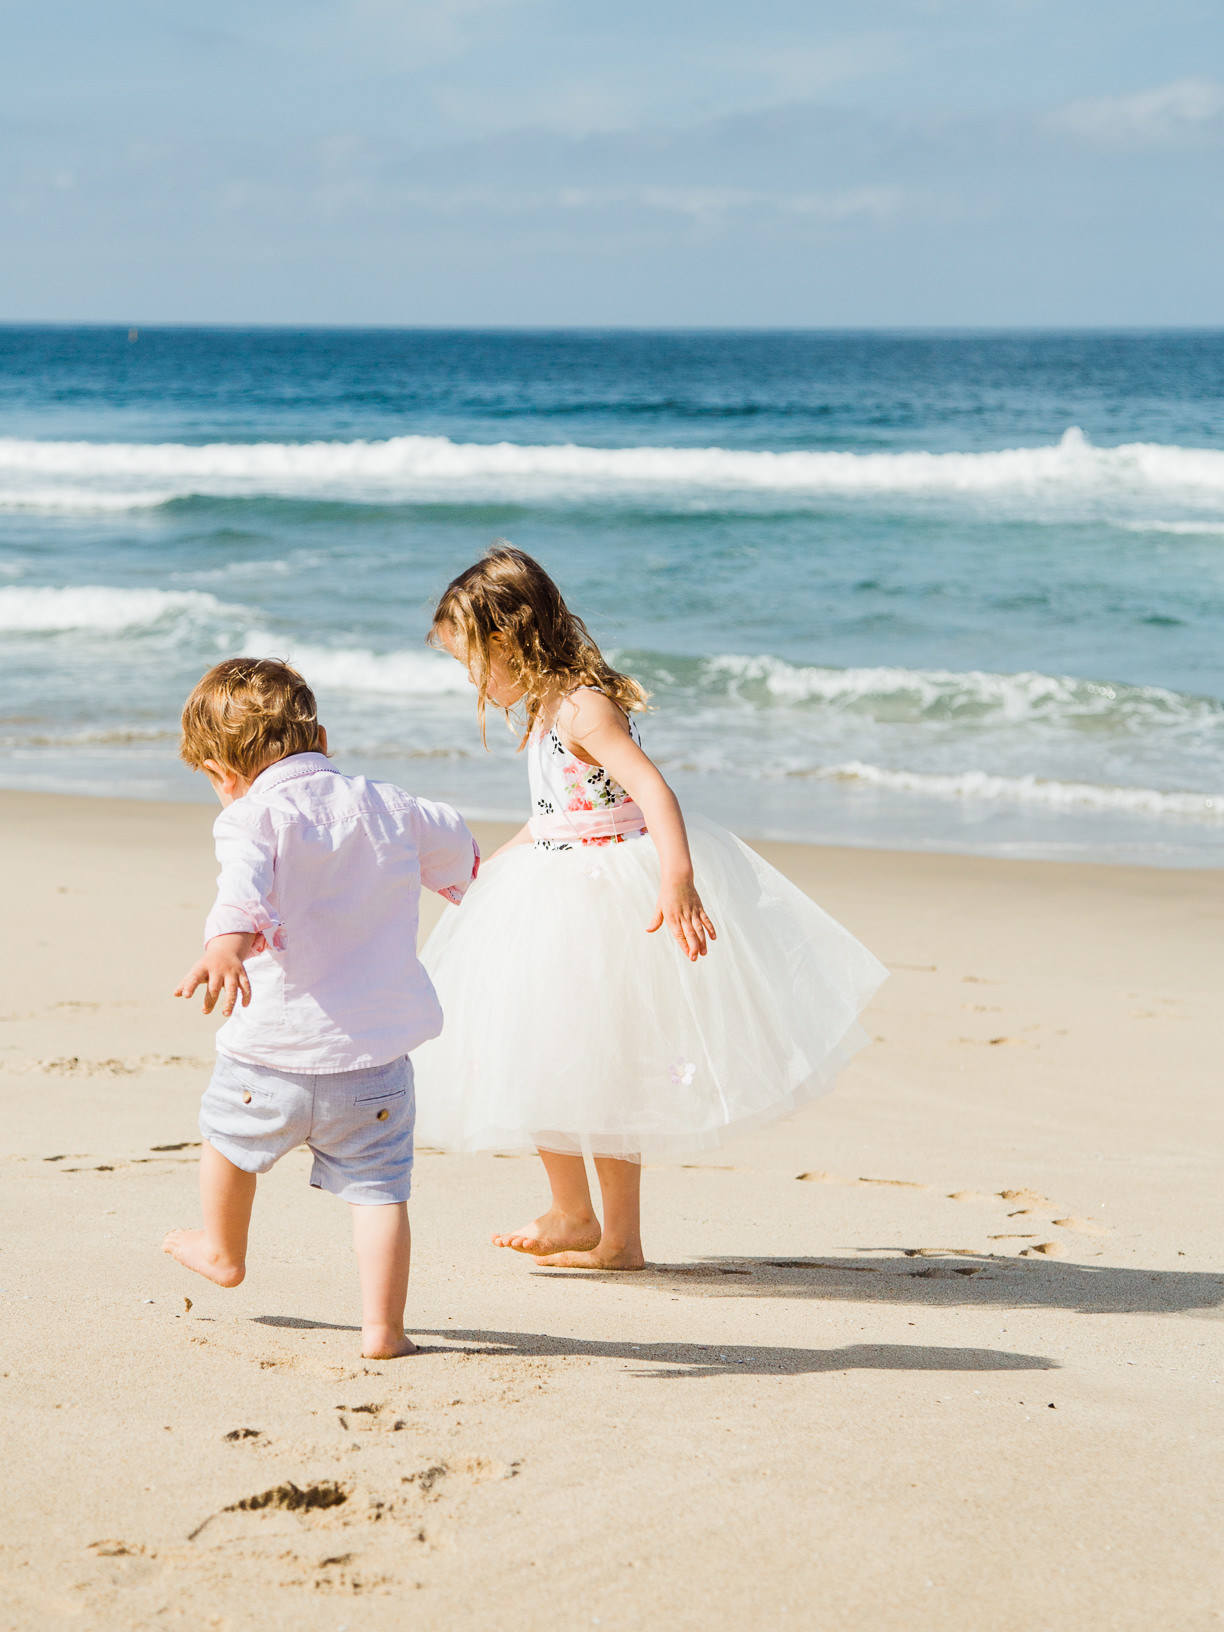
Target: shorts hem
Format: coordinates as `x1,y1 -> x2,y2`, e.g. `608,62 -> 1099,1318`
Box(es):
199,1131 -> 278,1175
310,1174 -> 413,1206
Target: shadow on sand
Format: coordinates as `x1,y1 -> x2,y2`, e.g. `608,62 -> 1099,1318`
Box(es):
409,1326 -> 1058,1378
249,1313 -> 1056,1376
529,1255 -> 1224,1317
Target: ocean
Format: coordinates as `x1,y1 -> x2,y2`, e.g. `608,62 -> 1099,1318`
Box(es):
2,326 -> 1223,864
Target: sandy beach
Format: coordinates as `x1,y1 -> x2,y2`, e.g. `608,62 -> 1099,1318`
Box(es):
1,787 -> 1221,1631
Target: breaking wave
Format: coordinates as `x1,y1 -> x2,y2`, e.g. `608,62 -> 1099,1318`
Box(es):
243,637 -> 469,696
655,652 -> 1224,736
0,584 -> 231,634
814,761 -> 1224,819
3,427 -> 1224,510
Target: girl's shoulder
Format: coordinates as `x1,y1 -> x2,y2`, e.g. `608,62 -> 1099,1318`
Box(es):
554,685 -> 634,737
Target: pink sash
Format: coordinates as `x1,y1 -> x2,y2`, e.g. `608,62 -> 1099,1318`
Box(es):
529,801 -> 648,845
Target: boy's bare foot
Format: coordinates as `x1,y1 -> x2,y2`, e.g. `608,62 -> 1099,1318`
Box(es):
162,1228 -> 246,1288
535,1243 -> 647,1271
361,1326 -> 418,1359
492,1207 -> 601,1257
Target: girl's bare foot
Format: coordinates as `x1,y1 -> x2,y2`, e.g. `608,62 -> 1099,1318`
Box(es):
492,1206 -> 601,1257
362,1325 -> 418,1359
162,1228 -> 245,1287
535,1243 -> 646,1270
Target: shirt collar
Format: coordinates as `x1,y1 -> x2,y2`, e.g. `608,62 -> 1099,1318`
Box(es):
250,751 -> 342,794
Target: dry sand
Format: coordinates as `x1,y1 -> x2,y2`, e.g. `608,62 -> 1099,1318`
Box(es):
1,788 -> 1221,1630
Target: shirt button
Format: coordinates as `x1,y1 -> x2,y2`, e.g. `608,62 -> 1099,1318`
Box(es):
376,1108 -> 389,1121
242,1091 -> 252,1104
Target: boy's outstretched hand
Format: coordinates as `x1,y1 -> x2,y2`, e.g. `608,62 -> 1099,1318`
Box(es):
175,932 -> 257,1016
648,876 -> 717,962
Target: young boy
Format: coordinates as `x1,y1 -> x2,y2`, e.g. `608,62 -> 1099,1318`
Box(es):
164,656 -> 477,1359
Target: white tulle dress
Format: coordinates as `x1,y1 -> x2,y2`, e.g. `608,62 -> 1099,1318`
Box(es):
413,698 -> 887,1161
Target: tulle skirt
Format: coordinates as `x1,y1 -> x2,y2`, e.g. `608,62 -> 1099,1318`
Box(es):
413,816 -> 887,1161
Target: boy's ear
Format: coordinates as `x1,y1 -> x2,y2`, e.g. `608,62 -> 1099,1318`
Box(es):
202,758 -> 239,793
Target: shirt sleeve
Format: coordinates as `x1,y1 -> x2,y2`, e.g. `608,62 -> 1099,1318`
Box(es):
413,797 -> 480,905
203,805 -> 282,948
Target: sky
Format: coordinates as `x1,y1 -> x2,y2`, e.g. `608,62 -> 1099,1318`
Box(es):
2,0 -> 1223,326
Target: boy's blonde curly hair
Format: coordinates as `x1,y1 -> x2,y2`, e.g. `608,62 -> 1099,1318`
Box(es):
429,543 -> 648,745
180,657 -> 322,779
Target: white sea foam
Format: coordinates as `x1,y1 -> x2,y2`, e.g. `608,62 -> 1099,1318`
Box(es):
696,653 -> 1216,731
4,426 -> 1224,507
816,760 -> 1224,819
0,486 -> 175,513
1117,519 -> 1224,535
0,584 -> 231,634
242,636 -> 469,696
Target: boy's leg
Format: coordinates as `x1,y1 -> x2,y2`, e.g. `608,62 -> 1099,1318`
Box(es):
536,1156 -> 645,1271
350,1201 -> 417,1359
492,1148 -> 602,1256
163,1140 -> 256,1287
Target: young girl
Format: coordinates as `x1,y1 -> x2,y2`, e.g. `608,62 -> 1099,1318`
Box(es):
412,544 -> 887,1269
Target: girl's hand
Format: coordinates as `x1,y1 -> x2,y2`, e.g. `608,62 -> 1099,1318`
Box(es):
648,877 -> 717,962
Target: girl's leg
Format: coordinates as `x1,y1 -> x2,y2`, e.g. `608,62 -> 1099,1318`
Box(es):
536,1156 -> 645,1270
162,1140 -> 256,1287
350,1201 -> 416,1359
492,1148 -> 602,1256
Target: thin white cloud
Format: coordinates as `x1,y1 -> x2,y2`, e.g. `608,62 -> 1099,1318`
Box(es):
1047,77 -> 1224,149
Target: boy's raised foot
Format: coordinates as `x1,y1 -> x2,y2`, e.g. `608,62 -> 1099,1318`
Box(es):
492,1206 -> 601,1257
362,1326 -> 419,1359
162,1228 -> 246,1287
535,1242 -> 646,1271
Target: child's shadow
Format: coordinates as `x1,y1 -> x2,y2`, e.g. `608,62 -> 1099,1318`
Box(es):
250,1314 -> 1057,1377
412,1326 -> 1057,1378
543,1255 -> 1224,1318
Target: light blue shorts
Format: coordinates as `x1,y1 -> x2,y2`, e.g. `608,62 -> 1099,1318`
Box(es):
200,1053 -> 415,1205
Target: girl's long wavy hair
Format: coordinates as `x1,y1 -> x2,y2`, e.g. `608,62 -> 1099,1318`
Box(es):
429,543 -> 648,746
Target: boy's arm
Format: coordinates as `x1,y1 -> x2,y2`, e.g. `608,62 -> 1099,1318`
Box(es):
175,808 -> 278,1013
413,797 -> 481,905
202,806 -> 281,946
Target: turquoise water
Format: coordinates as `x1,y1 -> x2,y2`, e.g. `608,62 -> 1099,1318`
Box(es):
2,326 -> 1224,863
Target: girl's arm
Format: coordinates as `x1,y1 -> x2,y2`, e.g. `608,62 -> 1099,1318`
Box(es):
558,691 -> 716,962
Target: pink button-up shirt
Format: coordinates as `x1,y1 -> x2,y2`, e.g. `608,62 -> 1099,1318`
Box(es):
204,752 -> 478,1073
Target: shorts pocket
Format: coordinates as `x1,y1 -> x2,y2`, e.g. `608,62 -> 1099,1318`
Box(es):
354,1087 -> 407,1106
220,1073 -> 274,1108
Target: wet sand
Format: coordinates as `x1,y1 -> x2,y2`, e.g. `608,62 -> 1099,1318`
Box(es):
0,789 -> 1221,1630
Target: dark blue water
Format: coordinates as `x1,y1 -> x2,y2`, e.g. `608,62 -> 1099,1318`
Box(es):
2,326 -> 1224,862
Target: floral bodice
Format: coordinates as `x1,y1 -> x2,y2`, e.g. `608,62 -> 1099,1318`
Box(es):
527,701 -> 647,851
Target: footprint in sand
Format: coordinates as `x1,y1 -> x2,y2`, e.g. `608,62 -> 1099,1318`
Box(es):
998,1189 -> 1054,1205
1021,1242 -> 1066,1258
1053,1217 -> 1110,1236
188,1480 -> 350,1542
795,1171 -> 846,1184
947,1191 -> 987,1202
904,1247 -> 983,1258
334,1402 -> 409,1433
859,1177 -> 930,1189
